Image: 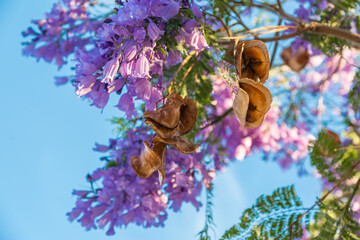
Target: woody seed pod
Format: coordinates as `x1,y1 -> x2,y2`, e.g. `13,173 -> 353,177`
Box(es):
280,46 -> 309,72
238,78 -> 272,129
235,40 -> 270,83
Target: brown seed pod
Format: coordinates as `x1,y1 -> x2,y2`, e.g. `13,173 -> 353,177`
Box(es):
280,46 -> 309,72
131,141 -> 161,178
238,78 -> 272,129
157,136 -> 199,154
233,87 -> 249,128
143,93 -> 185,129
179,96 -> 198,135
152,137 -> 167,185
324,129 -> 341,145
144,95 -> 198,139
235,40 -> 270,83
319,129 -> 341,157
144,118 -> 181,139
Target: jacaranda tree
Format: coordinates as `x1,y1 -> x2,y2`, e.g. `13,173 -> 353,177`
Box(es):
22,0 -> 360,239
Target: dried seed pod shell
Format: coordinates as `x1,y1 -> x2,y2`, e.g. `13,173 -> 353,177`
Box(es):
319,129 -> 341,156
157,136 -> 199,154
238,78 -> 272,129
144,118 -> 180,139
233,87 -> 250,128
131,141 -> 161,178
143,93 -> 185,129
323,129 -> 341,145
280,46 -> 309,72
179,96 -> 198,135
235,40 -> 270,83
152,137 -> 167,185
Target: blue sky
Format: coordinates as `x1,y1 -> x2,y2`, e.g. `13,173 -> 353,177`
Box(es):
0,0 -> 321,239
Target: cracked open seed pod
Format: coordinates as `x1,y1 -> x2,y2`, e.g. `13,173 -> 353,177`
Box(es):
131,141 -> 161,179
280,46 -> 309,72
157,136 -> 199,154
238,78 -> 272,129
179,96 -> 198,135
131,138 -> 168,185
143,93 -> 185,129
233,87 -> 249,128
152,137 -> 167,185
143,94 -> 198,139
235,40 -> 270,83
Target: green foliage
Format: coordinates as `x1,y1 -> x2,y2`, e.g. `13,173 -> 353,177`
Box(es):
308,0 -> 359,56
220,186 -> 305,240
308,196 -> 360,240
348,70 -> 360,114
109,117 -> 136,136
304,33 -> 351,56
309,129 -> 358,184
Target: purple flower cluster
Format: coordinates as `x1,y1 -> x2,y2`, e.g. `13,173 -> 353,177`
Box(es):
67,127 -> 214,235
68,69 -> 318,234
72,0 -> 208,113
22,0 -> 97,69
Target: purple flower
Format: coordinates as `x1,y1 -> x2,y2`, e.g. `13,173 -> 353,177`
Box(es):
93,143 -> 110,152
130,78 -> 152,101
54,76 -> 69,86
191,3 -> 203,18
116,93 -> 138,120
294,5 -> 310,20
162,1 -> 179,21
134,55 -> 150,78
120,61 -> 134,78
101,57 -> 120,83
88,83 -> 110,110
187,29 -> 208,51
134,28 -> 146,42
124,44 -> 138,61
147,20 -> 164,41
76,75 -> 97,96
166,50 -> 182,66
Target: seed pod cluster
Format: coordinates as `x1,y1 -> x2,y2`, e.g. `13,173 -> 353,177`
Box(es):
233,40 -> 273,129
131,93 -> 199,184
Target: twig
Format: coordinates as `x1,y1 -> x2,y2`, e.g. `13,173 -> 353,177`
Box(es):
200,108 -> 233,130
169,50 -> 197,92
226,8 -> 250,31
220,26 -> 298,41
275,159 -> 360,239
334,145 -> 360,152
251,2 -> 360,44
270,19 -> 283,68
217,16 -> 233,38
179,60 -> 196,85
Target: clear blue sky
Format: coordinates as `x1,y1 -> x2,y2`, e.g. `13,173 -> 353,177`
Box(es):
0,0 -> 321,239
